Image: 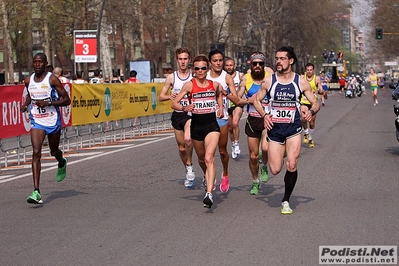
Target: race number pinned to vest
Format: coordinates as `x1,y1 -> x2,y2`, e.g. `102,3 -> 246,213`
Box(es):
270,101 -> 296,123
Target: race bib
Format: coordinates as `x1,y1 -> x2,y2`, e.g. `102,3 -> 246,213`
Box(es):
270,101 -> 296,123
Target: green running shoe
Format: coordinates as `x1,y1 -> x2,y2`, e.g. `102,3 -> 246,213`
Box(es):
56,158 -> 67,182
281,201 -> 293,215
258,150 -> 262,164
250,181 -> 260,195
260,165 -> 269,183
27,190 -> 43,204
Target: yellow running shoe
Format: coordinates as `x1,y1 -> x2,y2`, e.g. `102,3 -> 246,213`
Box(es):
281,201 -> 293,215
309,139 -> 315,148
303,133 -> 309,144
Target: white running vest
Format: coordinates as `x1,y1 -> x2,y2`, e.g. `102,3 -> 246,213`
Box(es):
27,72 -> 59,126
171,71 -> 192,113
206,70 -> 229,120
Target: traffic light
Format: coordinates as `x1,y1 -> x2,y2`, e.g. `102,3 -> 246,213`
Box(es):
376,27 -> 383,40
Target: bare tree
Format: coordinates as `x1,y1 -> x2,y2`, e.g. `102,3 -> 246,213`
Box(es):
1,0 -> 14,83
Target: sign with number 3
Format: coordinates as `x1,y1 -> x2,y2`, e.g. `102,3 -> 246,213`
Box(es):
74,30 -> 97,63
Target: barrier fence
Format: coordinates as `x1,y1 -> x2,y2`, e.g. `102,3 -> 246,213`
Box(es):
0,82 -> 174,169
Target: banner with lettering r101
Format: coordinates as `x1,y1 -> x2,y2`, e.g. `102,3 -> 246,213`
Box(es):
0,84 -> 72,139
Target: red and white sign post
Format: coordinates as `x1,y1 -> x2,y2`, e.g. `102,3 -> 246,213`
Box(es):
74,30 -> 97,63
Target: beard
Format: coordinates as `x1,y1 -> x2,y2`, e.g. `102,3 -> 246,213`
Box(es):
276,64 -> 290,73
251,67 -> 265,81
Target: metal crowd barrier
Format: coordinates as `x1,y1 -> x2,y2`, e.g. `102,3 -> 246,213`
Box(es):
0,113 -> 173,169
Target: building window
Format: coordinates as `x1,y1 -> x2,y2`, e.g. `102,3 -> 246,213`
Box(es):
32,31 -> 41,45
109,48 -> 115,59
166,45 -> 171,64
0,52 -> 4,63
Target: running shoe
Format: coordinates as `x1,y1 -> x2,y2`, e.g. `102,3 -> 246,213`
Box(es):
202,177 -> 216,191
281,201 -> 293,215
231,144 -> 237,159
184,165 -> 195,188
303,133 -> 309,144
56,158 -> 67,182
184,177 -> 194,188
375,99 -> 379,105
27,190 -> 43,204
260,165 -> 269,183
250,181 -> 260,195
234,141 -> 241,155
220,175 -> 229,193
203,192 -> 213,208
186,165 -> 195,181
309,139 -> 315,148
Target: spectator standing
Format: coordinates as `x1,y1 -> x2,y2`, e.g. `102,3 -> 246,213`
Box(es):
337,50 -> 343,63
125,70 -> 140,83
53,67 -> 69,83
329,50 -> 335,63
103,75 -> 111,83
73,71 -> 87,84
322,49 -> 328,63
90,69 -> 103,84
111,71 -> 121,83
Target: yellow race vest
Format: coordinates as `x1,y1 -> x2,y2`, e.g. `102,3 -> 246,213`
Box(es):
301,74 -> 317,105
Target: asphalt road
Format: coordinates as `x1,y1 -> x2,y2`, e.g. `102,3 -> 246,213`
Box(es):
1,89 -> 398,266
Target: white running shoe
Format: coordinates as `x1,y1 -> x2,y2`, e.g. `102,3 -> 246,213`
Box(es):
186,165 -> 195,181
203,192 -> 213,208
231,147 -> 237,159
231,144 -> 237,159
234,142 -> 241,155
184,165 -> 195,188
281,201 -> 293,215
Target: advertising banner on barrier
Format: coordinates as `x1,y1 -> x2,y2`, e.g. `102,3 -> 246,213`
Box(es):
71,83 -> 172,126
0,84 -> 72,139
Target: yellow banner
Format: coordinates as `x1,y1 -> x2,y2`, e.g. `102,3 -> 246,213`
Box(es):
71,83 -> 172,125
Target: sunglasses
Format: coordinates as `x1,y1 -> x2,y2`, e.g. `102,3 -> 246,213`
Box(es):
251,61 -> 265,67
194,66 -> 208,71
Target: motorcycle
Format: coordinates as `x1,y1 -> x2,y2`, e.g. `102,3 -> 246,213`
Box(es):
389,82 -> 399,141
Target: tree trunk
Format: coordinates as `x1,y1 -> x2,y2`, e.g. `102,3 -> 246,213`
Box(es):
100,16 -> 112,79
1,0 -> 14,84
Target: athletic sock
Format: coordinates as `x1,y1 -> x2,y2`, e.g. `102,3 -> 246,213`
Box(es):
309,129 -> 315,140
282,170 -> 298,202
